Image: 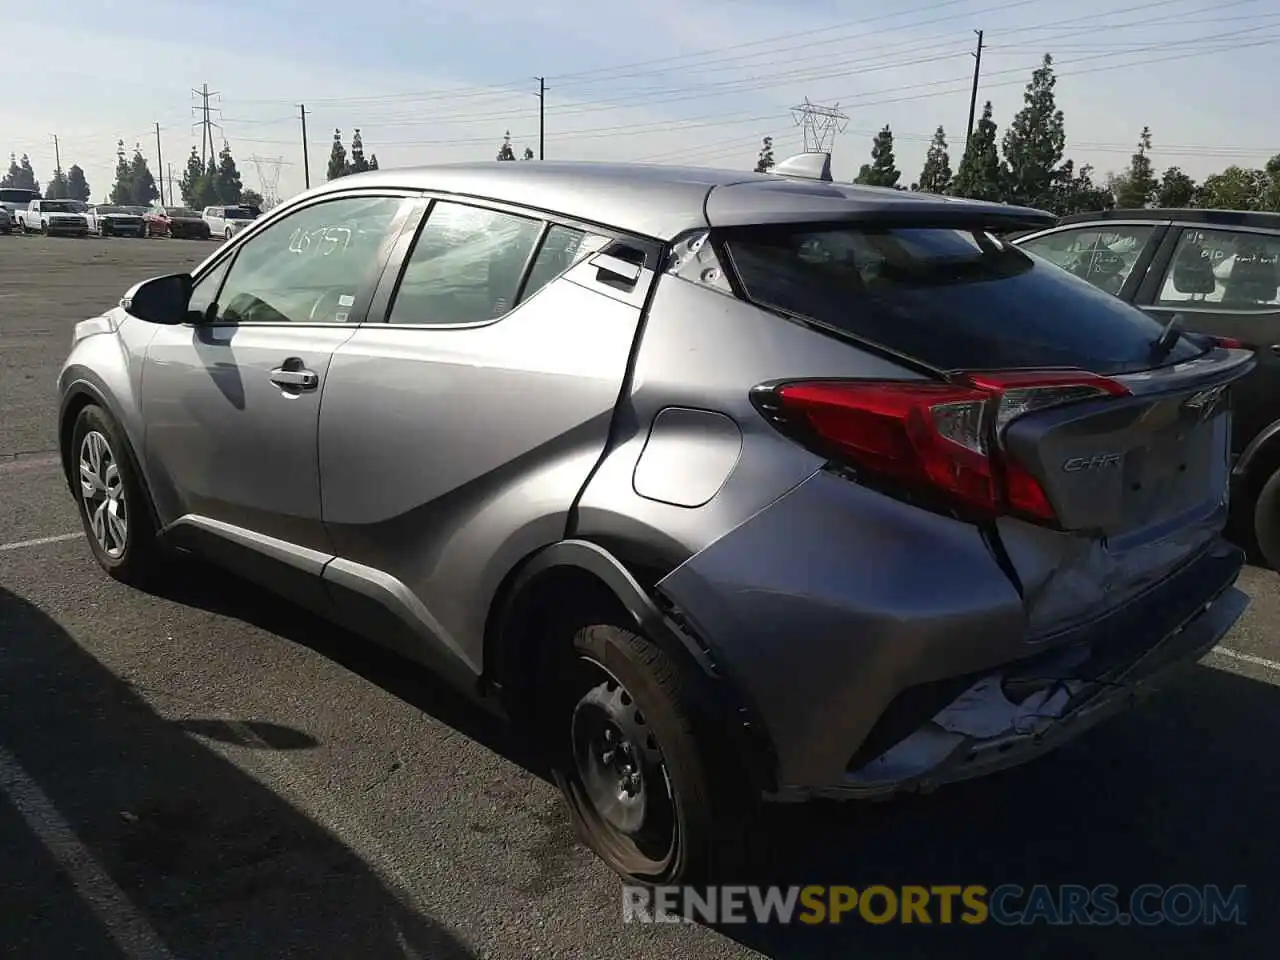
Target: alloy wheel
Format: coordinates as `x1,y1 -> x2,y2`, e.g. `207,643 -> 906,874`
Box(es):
79,430 -> 128,559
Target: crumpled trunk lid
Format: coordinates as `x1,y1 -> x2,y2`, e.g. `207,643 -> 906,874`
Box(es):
993,347 -> 1255,637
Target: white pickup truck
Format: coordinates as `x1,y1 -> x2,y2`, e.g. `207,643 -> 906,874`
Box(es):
17,198 -> 89,236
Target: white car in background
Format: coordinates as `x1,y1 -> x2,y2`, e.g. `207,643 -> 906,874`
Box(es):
202,203 -> 261,240
83,204 -> 147,237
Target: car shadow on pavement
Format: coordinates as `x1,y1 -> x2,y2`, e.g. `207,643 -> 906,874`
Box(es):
718,662 -> 1279,958
123,560 -> 1278,958
135,557 -> 553,781
0,585 -> 477,960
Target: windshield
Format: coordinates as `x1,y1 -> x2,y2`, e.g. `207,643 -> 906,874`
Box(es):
43,201 -> 78,213
225,206 -> 259,220
723,224 -> 1203,375
96,205 -> 125,214
0,187 -> 39,207
166,207 -> 200,218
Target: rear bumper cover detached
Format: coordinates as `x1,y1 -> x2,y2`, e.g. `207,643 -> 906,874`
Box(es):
656,469 -> 1248,800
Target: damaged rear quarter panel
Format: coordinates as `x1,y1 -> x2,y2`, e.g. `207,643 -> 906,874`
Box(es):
656,468 -> 1029,789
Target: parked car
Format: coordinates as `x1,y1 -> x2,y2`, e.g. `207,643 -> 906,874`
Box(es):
0,185 -> 40,226
202,203 -> 260,239
17,198 -> 88,236
84,204 -> 146,237
1013,208 -> 1280,567
143,206 -> 212,239
58,156 -> 1253,884
0,205 -> 11,234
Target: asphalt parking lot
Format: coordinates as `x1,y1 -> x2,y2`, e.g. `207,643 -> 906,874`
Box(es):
2,234 -> 1278,958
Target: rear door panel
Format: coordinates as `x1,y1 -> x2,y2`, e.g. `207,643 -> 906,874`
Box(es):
318,209 -> 658,674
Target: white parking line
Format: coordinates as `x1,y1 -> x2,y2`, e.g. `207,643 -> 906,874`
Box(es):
0,532 -> 83,553
0,745 -> 177,960
1209,646 -> 1280,674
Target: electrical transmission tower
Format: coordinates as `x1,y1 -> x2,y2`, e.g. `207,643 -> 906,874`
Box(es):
790,98 -> 848,153
247,154 -> 290,207
191,83 -> 223,167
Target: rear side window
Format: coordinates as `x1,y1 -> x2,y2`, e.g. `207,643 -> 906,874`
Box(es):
723,225 -> 1201,374
520,225 -> 611,302
388,201 -> 542,326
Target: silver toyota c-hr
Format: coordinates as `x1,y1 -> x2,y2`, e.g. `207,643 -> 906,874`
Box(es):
58,153 -> 1254,883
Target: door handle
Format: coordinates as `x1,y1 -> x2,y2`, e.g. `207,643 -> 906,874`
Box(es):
270,366 -> 319,390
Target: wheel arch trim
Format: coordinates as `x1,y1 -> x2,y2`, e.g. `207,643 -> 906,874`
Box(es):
485,538 -> 779,792
1234,417 -> 1280,480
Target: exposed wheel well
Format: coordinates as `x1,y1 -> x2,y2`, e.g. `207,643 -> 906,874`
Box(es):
484,561 -> 633,719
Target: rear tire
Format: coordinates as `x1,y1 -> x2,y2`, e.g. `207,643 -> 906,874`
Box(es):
542,619 -> 750,885
225,226 -> 232,240
70,405 -> 163,586
1253,467 -> 1280,571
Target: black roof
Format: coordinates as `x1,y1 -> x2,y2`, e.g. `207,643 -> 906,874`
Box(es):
1057,208 -> 1280,230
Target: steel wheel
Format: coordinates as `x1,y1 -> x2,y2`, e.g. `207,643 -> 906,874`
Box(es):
78,429 -> 128,559
563,655 -> 679,876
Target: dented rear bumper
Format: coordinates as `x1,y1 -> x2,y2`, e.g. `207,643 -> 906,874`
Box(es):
656,469 -> 1248,799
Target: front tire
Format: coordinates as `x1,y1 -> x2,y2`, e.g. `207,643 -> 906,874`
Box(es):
70,405 -> 161,585
225,226 -> 232,240
543,620 -> 747,884
1253,467 -> 1280,570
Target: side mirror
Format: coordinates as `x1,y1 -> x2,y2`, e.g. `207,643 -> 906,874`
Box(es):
120,273 -> 192,324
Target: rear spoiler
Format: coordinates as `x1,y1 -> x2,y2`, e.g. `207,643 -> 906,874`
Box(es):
754,151 -> 1056,233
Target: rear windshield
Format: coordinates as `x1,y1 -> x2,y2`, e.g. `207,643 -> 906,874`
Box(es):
166,207 -> 200,217
42,200 -> 78,213
722,225 -> 1201,373
225,206 -> 259,220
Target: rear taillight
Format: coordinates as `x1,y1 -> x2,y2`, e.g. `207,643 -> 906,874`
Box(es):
755,371 -> 1129,524
1209,336 -> 1243,349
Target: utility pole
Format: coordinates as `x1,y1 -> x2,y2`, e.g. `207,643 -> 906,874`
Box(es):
535,78 -> 546,160
154,122 -> 165,206
168,163 -> 176,206
966,30 -> 984,148
298,104 -> 311,189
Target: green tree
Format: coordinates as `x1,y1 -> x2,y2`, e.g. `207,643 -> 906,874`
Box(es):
369,153 -> 380,170
213,143 -> 243,203
66,164 -> 90,202
754,136 -> 775,173
1001,54 -> 1066,208
1050,160 -> 1113,216
1113,127 -> 1158,208
44,169 -> 69,199
1259,153 -> 1280,212
951,101 -> 1006,201
522,147 -> 535,160
129,144 -> 159,205
349,129 -> 371,174
179,147 -> 206,207
916,126 -> 951,194
854,125 -> 900,188
1155,167 -> 1196,208
497,131 -> 516,161
327,129 -> 349,181
1196,165 -> 1268,211
2,153 -> 40,191
241,188 -> 264,209
109,140 -> 134,203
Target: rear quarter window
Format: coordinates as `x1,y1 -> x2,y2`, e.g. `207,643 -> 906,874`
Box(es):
722,225 -> 1201,374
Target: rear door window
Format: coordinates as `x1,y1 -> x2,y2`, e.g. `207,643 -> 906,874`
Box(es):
1155,227 -> 1280,309
722,224 -> 1201,374
519,224 -> 612,303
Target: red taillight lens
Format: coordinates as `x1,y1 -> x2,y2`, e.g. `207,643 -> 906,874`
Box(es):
1209,336 -> 1243,349
762,371 -> 1129,524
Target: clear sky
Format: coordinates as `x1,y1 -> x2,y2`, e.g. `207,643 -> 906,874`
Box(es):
4,0 -> 1277,204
